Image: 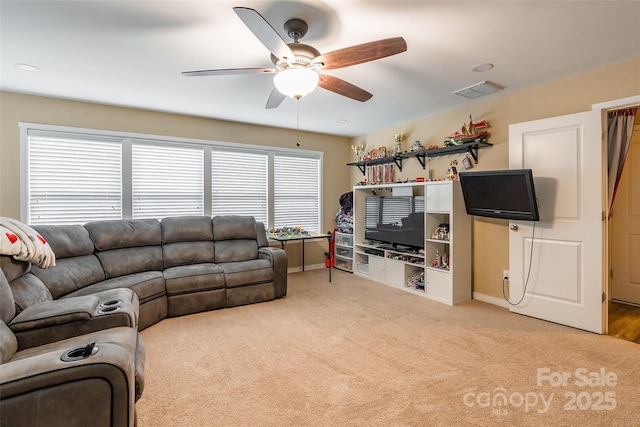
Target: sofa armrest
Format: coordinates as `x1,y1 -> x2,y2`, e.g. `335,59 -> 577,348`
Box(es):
9,288 -> 139,350
258,247 -> 288,298
0,328 -> 139,427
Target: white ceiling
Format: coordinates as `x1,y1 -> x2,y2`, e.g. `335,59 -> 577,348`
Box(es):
2,1 -> 639,137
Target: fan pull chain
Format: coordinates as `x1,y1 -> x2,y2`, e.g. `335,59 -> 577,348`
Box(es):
296,98 -> 301,146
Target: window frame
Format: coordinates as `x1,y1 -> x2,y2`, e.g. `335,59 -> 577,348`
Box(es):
19,122 -> 323,230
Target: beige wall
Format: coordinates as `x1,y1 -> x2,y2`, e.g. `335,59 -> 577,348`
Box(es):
350,57 -> 640,300
0,92 -> 352,268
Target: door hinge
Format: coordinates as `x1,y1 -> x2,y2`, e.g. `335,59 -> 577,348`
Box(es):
602,292 -> 606,303
602,211 -> 606,221
609,269 -> 613,279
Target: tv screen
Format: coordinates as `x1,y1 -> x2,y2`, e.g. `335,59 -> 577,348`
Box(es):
364,196 -> 425,248
458,169 -> 540,221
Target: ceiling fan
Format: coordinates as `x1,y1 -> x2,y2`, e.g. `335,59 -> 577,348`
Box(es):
182,7 -> 407,109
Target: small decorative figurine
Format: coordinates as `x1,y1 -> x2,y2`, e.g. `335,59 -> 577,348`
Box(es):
410,140 -> 424,152
449,159 -> 459,180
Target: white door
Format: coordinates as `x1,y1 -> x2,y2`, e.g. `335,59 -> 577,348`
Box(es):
610,126 -> 640,304
509,110 -> 605,333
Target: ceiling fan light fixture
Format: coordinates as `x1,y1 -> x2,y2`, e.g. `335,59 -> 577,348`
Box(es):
273,68 -> 319,99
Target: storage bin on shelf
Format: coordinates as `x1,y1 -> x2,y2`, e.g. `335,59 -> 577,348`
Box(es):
335,256 -> 353,272
336,246 -> 353,258
335,233 -> 353,246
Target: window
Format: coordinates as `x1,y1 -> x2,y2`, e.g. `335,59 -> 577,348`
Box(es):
274,154 -> 321,232
211,150 -> 268,224
132,142 -> 204,219
21,124 -> 322,230
27,133 -> 122,225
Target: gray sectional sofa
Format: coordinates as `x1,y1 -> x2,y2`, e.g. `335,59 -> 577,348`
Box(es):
0,215 -> 288,426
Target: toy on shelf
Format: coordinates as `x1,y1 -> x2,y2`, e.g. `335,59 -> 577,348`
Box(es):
410,140 -> 425,152
445,114 -> 490,146
446,159 -> 459,180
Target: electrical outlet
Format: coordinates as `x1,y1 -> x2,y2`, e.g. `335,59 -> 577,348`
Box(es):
503,270 -> 510,280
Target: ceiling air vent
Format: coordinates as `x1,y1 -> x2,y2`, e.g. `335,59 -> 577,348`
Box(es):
453,81 -> 503,99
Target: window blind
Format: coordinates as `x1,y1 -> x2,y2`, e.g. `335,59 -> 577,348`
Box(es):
132,143 -> 204,219
274,154 -> 320,232
211,150 -> 268,224
28,135 -> 122,225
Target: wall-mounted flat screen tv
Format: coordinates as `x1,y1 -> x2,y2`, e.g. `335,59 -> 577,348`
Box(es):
458,169 -> 540,221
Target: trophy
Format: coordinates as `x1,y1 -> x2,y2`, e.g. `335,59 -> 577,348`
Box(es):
351,144 -> 365,162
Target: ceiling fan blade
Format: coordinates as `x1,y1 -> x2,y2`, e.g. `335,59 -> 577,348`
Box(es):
182,68 -> 276,77
315,37 -> 407,70
233,7 -> 294,61
318,74 -> 373,102
266,87 -> 286,109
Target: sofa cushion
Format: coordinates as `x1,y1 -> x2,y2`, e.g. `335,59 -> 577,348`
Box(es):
214,240 -> 258,263
85,219 -> 163,279
0,268 -> 15,323
256,222 -> 269,248
161,216 -> 213,242
213,216 -> 259,263
0,256 -> 29,283
85,219 -> 161,250
96,246 -> 163,279
62,271 -> 166,305
220,259 -> 274,288
31,255 -> 106,298
7,274 -> 53,313
213,215 -> 257,241
0,321 -> 17,364
163,264 -> 224,295
163,241 -> 215,269
161,216 -> 215,268
32,225 -> 94,258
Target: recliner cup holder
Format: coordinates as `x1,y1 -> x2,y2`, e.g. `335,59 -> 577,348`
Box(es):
100,299 -> 122,307
61,342 -> 98,362
97,306 -> 120,314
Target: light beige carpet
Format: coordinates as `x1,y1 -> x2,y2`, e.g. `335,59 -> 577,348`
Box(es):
136,269 -> 639,426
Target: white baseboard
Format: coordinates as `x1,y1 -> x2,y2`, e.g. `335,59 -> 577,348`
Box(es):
287,263 -> 326,274
473,292 -> 510,309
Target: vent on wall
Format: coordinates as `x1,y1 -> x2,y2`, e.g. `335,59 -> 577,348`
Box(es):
453,81 -> 503,98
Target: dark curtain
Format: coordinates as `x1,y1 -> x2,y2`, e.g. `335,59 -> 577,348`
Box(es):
607,107 -> 637,213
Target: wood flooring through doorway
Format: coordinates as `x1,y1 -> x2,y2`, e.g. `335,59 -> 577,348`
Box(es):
608,300 -> 640,344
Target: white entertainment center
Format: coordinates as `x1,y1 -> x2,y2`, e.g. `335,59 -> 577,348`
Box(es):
352,181 -> 472,306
